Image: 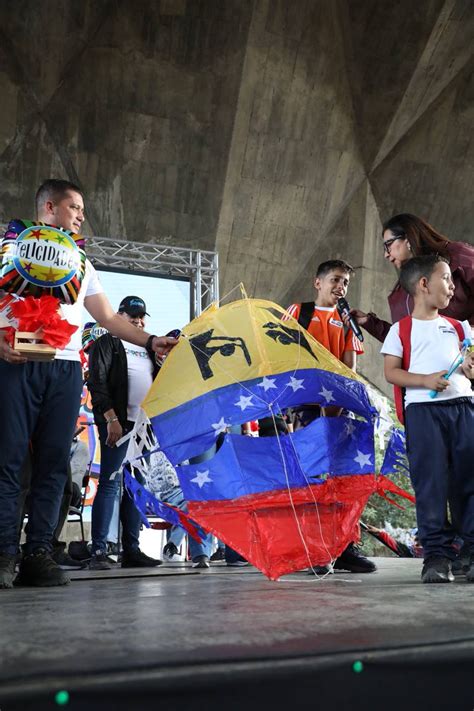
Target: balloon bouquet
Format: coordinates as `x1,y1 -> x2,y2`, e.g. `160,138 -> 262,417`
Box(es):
0,219 -> 86,358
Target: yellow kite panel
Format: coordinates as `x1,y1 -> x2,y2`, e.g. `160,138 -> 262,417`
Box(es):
142,298 -> 360,418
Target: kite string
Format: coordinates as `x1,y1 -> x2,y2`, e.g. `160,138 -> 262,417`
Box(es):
157,298 -> 353,576
283,417 -> 336,570
217,282 -> 248,307
196,298 -> 333,577
268,405 -> 336,581
184,333 -> 337,577
181,300 -> 339,575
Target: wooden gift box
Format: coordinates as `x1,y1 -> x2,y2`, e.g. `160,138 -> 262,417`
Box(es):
14,331 -> 56,361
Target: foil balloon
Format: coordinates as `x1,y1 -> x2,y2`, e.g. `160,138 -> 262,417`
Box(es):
82,321 -> 108,353
0,220 -> 86,304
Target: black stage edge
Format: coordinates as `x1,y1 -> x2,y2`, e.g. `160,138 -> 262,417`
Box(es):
1,558 -> 473,710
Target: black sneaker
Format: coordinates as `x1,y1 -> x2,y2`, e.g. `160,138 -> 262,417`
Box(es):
452,546 -> 470,576
89,551 -> 112,570
0,552 -> 16,589
307,564 -> 334,575
52,548 -> 87,570
192,555 -> 210,569
121,549 -> 162,568
68,540 -> 91,562
464,555 -> 474,583
421,557 -> 454,583
106,541 -> 120,556
452,558 -> 470,576
333,543 -> 377,573
210,548 -> 225,562
226,559 -> 249,567
15,548 -> 70,587
162,542 -> 179,561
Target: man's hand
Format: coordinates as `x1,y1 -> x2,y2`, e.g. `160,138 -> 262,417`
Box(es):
106,420 -> 123,447
342,309 -> 369,328
422,371 -> 449,392
149,335 -> 179,357
462,352 -> 474,379
0,331 -> 28,364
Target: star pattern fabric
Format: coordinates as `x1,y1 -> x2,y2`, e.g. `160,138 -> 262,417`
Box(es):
211,417 -> 230,435
258,376 -> 277,392
354,450 -> 372,469
319,386 -> 335,403
286,376 -> 304,392
191,469 -> 213,488
234,395 -> 254,410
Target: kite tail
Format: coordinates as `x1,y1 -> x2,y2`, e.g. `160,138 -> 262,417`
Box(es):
375,475 -> 415,509
123,467 -> 202,542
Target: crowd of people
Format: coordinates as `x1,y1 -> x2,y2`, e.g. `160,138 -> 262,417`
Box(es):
0,179 -> 473,589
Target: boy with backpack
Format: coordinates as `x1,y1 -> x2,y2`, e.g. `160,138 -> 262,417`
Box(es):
287,259 -> 374,574
381,255 -> 474,583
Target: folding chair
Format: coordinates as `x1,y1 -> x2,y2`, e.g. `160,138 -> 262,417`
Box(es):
67,460 -> 92,541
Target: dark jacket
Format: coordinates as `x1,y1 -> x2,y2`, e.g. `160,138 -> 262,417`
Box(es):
87,334 -> 159,428
364,240 -> 474,342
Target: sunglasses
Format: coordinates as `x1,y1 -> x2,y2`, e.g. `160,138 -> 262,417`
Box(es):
383,235 -> 405,254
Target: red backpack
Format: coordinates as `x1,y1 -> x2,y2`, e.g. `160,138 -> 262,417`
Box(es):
394,315 -> 465,424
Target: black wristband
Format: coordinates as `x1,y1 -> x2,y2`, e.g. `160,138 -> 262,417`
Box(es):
145,334 -> 157,353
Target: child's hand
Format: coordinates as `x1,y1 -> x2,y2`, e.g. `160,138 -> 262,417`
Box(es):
461,352 -> 474,379
423,371 -> 449,392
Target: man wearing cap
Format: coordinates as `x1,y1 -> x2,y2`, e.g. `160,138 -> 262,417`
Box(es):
87,295 -> 162,569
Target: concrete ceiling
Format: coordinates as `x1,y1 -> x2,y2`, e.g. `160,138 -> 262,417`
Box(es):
0,0 -> 473,390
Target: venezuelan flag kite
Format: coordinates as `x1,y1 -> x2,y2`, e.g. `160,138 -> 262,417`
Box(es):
139,298 -> 410,580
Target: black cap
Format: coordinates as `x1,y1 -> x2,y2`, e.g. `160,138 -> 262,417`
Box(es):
118,296 -> 149,317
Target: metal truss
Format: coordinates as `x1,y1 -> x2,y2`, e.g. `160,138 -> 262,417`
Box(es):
87,235 -> 219,317
1,224 -> 219,317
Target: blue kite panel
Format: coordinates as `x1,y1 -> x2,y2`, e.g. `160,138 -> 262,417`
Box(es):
175,416 -> 376,502
151,368 -> 376,465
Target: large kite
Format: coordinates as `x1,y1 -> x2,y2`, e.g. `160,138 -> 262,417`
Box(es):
130,298 -> 411,580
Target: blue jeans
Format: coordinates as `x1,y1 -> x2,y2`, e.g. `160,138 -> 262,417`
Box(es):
91,422 -> 143,554
163,487 -> 213,560
0,360 -> 82,555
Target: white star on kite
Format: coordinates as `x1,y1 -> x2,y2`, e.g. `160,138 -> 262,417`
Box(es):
191,470 -> 212,488
354,450 -> 372,468
286,376 -> 304,392
211,417 -> 230,435
344,421 -> 356,438
258,376 -> 277,392
319,386 -> 335,403
234,395 -> 254,411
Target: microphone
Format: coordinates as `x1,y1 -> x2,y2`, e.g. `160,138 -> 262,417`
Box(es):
337,298 -> 364,342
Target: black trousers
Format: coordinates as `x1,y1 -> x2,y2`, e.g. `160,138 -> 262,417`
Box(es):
405,397 -> 474,560
0,359 -> 82,554
18,450 -> 74,547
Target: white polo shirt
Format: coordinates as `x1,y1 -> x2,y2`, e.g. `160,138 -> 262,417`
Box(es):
381,316 -> 473,406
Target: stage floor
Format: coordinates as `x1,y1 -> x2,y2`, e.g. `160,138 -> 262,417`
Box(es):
1,558 -> 474,710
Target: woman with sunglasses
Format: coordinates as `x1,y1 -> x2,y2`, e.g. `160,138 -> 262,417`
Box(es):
349,213 -> 474,341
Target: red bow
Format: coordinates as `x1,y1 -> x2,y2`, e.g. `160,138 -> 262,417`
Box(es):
8,296 -> 77,349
